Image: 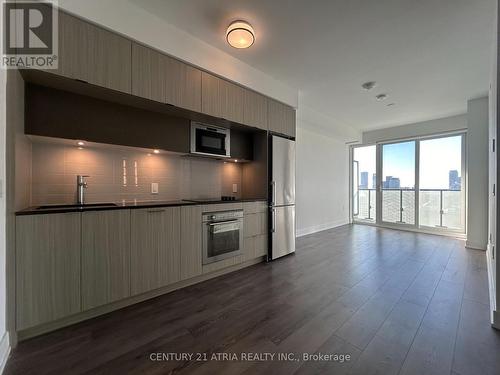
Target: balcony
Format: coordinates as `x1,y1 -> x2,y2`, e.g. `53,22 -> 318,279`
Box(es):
354,188 -> 464,230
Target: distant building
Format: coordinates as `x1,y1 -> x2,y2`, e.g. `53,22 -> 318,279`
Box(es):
360,172 -> 368,189
449,170 -> 461,190
372,173 -> 377,189
383,176 -> 401,189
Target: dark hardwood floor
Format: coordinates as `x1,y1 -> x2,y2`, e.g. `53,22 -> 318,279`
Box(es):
5,224 -> 500,375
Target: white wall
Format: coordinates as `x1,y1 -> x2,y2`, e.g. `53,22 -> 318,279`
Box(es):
56,0 -> 298,108
296,126 -> 350,237
467,97 -> 490,250
362,114 -> 467,144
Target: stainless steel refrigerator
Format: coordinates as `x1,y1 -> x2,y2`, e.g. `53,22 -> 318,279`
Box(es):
269,135 -> 296,260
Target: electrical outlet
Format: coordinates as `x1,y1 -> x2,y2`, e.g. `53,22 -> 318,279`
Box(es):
232,184 -> 238,193
151,182 -> 159,194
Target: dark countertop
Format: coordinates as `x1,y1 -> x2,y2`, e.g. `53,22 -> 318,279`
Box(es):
16,198 -> 268,215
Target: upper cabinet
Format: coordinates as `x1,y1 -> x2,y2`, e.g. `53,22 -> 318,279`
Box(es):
132,44 -> 202,112
268,99 -> 296,138
243,90 -> 268,131
56,12 -> 132,94
202,72 -> 245,124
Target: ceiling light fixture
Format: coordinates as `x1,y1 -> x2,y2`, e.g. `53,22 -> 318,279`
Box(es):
153,149 -> 160,154
77,141 -> 85,146
226,20 -> 255,49
375,94 -> 388,101
361,81 -> 377,91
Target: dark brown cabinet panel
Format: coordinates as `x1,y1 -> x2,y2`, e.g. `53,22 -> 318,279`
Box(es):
55,12 -> 131,93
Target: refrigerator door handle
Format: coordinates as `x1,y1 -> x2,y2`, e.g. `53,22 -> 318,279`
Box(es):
272,208 -> 277,233
271,181 -> 277,206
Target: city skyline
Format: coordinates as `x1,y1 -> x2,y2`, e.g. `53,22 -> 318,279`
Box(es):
358,169 -> 462,190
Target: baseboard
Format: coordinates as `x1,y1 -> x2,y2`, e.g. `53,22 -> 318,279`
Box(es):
296,219 -> 348,237
465,240 -> 487,251
0,332 -> 10,374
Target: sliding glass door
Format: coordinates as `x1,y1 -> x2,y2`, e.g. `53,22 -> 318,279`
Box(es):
381,141 -> 416,226
352,145 -> 376,222
419,135 -> 465,232
351,133 -> 465,234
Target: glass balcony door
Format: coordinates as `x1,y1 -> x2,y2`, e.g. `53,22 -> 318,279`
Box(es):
380,141 -> 417,226
352,145 -> 376,222
419,134 -> 465,232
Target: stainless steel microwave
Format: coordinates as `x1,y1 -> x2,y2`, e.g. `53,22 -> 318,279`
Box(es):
190,122 -> 231,158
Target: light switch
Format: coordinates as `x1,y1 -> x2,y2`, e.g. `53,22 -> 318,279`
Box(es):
151,182 -> 159,194
232,184 -> 238,193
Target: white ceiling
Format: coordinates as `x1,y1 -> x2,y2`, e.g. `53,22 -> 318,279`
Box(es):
131,0 -> 495,131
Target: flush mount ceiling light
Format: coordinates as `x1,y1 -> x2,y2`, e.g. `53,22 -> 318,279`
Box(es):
375,94 -> 388,101
361,81 -> 377,91
153,149 -> 160,154
77,141 -> 85,146
226,20 -> 255,49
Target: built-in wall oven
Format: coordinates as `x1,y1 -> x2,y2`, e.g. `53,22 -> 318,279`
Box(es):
202,210 -> 243,264
191,122 -> 231,158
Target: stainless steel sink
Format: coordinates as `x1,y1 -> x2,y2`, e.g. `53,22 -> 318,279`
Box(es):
36,203 -> 118,210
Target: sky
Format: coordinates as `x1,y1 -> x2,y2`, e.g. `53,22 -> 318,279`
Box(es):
354,135 -> 462,190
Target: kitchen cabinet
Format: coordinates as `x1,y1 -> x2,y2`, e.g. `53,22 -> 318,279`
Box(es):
130,207 -> 181,295
16,213 -> 81,330
55,11 -> 131,93
132,44 -> 202,112
268,98 -> 296,138
202,72 -> 245,124
243,201 -> 268,261
180,206 -> 202,280
243,90 -> 268,130
81,210 -> 131,310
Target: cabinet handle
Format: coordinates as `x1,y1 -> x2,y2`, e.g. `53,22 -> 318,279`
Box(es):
272,208 -> 276,233
147,209 -> 166,213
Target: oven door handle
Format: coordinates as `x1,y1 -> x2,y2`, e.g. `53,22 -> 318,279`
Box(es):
207,219 -> 239,226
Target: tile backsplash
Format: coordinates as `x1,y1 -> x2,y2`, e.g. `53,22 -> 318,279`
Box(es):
31,141 -> 242,205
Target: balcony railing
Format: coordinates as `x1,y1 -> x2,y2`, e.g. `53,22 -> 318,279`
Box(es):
354,188 -> 463,230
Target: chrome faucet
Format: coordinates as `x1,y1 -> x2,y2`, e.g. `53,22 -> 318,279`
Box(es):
77,175 -> 89,205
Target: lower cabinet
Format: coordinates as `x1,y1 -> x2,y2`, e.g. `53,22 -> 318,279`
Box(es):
180,205 -> 202,280
243,201 -> 268,261
81,210 -> 131,310
16,213 -> 81,330
130,207 -> 181,295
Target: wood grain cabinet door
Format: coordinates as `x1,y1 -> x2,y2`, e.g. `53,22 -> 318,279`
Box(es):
132,44 -> 202,111
81,210 -> 131,310
16,213 -> 81,330
202,72 -> 244,124
130,207 -> 181,295
268,99 -> 296,138
56,11 -> 132,94
164,56 -> 202,112
243,90 -> 268,130
131,43 -> 166,103
180,206 -> 202,280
